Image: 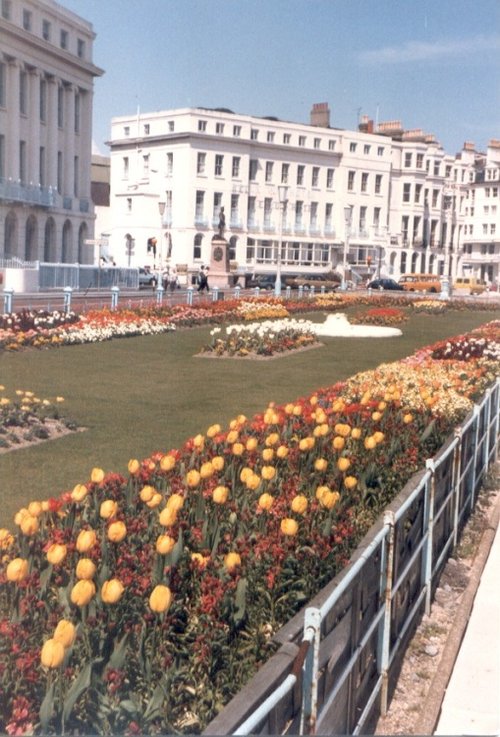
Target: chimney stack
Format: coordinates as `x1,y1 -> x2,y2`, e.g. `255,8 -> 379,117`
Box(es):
358,114 -> 374,134
310,102 -> 330,128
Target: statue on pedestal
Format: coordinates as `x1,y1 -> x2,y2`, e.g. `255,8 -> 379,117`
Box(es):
218,207 -> 226,238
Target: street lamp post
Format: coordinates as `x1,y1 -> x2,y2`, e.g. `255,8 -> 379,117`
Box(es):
440,194 -> 452,299
274,185 -> 288,297
341,205 -> 353,291
157,200 -> 166,290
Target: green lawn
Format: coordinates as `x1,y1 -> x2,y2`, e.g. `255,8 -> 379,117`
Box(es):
0,308 -> 497,529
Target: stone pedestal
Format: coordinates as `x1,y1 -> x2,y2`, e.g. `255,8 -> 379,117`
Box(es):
208,235 -> 231,288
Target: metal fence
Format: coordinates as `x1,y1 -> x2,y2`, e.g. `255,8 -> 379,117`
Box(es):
204,379 -> 499,736
39,263 -> 139,290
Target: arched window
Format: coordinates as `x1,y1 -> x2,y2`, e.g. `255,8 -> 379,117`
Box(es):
400,251 -> 407,274
411,252 -> 419,272
25,215 -> 38,261
193,233 -> 203,260
44,217 -> 56,262
78,223 -> 89,263
62,220 -> 72,263
4,211 -> 18,258
229,235 -> 238,262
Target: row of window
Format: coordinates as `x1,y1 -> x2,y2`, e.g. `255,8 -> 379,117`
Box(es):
0,62 -> 82,133
1,1 -> 87,59
402,183 -> 444,207
0,134 -> 79,196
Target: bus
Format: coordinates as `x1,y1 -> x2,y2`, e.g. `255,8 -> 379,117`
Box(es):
398,274 -> 441,293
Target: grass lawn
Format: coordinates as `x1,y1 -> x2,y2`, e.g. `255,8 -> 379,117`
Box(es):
0,307 -> 497,529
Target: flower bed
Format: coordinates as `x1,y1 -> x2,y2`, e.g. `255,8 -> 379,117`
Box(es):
201,319 -> 319,357
0,388 -> 77,453
350,307 -> 408,326
411,299 -> 448,314
0,322 -> 498,735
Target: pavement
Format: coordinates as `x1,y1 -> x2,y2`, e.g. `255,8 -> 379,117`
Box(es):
433,492 -> 500,736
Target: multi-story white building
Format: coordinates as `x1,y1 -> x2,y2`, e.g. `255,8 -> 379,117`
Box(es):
0,0 -> 103,264
106,104 -> 498,288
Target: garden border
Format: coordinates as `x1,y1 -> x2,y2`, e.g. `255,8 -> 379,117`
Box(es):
203,378 -> 500,736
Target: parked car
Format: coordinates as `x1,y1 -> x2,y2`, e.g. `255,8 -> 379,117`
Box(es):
453,277 -> 487,295
138,268 -> 157,289
287,273 -> 341,291
367,278 -> 405,291
247,274 -> 286,291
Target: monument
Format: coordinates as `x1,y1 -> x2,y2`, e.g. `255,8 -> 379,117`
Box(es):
207,208 -> 231,288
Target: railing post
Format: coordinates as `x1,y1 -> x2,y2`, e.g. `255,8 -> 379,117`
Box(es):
320,285 -> 325,295
380,510 -> 395,717
156,284 -> 164,305
254,287 -> 260,298
285,285 -> 291,300
63,286 -> 73,314
310,286 -> 315,298
186,287 -> 194,305
110,286 -> 119,310
470,404 -> 480,509
212,286 -> 219,302
234,285 -> 241,299
3,288 -> 14,314
424,460 -> 437,615
300,607 -> 321,735
452,428 -> 462,548
298,285 -> 304,299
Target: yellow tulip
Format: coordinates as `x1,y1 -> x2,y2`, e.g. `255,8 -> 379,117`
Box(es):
351,428 -> 362,440
53,620 -> 76,649
200,461 -> 214,479
186,470 -> 201,488
0,529 -> 14,549
284,403 -> 294,415
313,423 -> 329,438
101,578 -> 125,604
76,558 -> 96,580
191,552 -> 209,568
403,413 -> 413,424
245,473 -> 261,491
193,433 -> 205,449
334,423 -> 351,437
240,467 -> 253,483
139,485 -> 155,503
149,584 -> 173,613
76,529 -> 97,553
337,457 -> 351,472
262,448 -> 275,462
20,515 -> 39,536
232,442 -> 244,456
107,521 -> 127,543
373,431 -> 385,444
46,543 -> 67,566
292,405 -> 302,416
371,411 -> 382,422
206,423 -> 221,437
41,638 -> 65,668
280,518 -> 299,536
71,484 -> 88,502
320,490 -> 340,510
28,501 -> 43,518
156,534 -> 176,555
265,432 -> 280,447
6,557 -> 29,582
276,445 -> 289,459
70,579 -> 96,607
90,467 -> 105,484
332,436 -> 345,450
128,459 -> 141,475
160,454 -> 176,472
258,493 -> 274,511
166,493 -> 184,512
226,430 -> 239,444
212,486 -> 229,504
315,485 -> 331,501
224,552 -> 241,571
314,458 -> 328,472
344,476 -> 358,490
146,492 -> 162,509
159,506 -> 177,527
291,495 -> 308,515
299,437 -> 314,451
261,465 -> 276,481
100,500 -> 118,520
246,437 -> 258,452
332,399 -> 345,412
212,455 -> 224,471
364,436 -> 377,450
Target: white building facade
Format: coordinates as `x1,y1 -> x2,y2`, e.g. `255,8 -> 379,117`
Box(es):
0,0 -> 103,264
107,105 -> 499,288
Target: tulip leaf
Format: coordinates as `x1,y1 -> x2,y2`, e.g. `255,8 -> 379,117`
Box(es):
39,564 -> 52,595
210,523 -> 221,557
168,528 -> 183,567
62,661 -> 92,725
107,632 -> 129,670
420,419 -> 436,443
143,682 -> 168,721
39,681 -> 55,731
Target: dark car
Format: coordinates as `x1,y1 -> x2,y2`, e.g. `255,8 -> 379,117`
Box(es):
247,274 -> 286,291
138,268 -> 157,289
287,273 -> 341,292
367,278 -> 405,291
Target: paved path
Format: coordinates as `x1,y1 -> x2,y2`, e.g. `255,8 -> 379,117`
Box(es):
435,517 -> 500,736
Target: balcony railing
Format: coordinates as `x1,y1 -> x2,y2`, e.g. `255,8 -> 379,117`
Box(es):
0,178 -> 55,207
63,196 -> 72,210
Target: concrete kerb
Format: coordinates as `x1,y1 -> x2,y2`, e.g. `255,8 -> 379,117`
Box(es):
414,479 -> 500,736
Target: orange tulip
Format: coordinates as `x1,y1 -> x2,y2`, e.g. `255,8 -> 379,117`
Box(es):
159,506 -> 177,527
76,529 -> 97,553
46,543 -> 67,566
166,493 -> 184,512
280,518 -> 299,536
320,490 -> 340,510
139,485 -> 155,503
100,500 -> 118,520
160,454 -> 176,472
212,486 -> 229,504
200,461 -> 214,479
212,455 -> 225,471
156,534 -> 176,555
28,501 -> 43,518
351,428 -> 362,440
262,448 -> 275,462
314,458 -> 328,472
364,436 -> 377,450
6,557 -> 29,582
276,445 -> 289,459
232,442 -> 244,456
337,457 -> 351,472
332,436 -> 345,451
53,620 -> 76,649
291,495 -> 308,515
224,552 -> 241,571
70,579 -> 96,607
186,470 -> 201,488
90,467 -> 105,484
344,476 -> 358,490
107,521 -> 127,543
71,484 -> 88,502
76,558 -> 96,580
101,578 -> 124,604
128,459 -> 141,475
246,437 -> 258,452
258,493 -> 274,511
146,492 -> 162,509
261,465 -> 276,481
20,515 -> 39,536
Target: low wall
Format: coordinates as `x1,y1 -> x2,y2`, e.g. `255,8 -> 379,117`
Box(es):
3,268 -> 39,293
203,380 -> 499,736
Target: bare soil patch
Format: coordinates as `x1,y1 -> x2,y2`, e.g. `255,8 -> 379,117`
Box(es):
0,418 -> 84,455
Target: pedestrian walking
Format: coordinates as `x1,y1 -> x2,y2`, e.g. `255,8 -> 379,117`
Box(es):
197,266 -> 209,293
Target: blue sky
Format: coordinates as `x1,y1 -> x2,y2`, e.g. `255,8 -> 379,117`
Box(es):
61,0 -> 500,156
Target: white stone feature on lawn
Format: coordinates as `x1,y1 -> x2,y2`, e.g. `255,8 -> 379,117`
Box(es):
313,313 -> 402,338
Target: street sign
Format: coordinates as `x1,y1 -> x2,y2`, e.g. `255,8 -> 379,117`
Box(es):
84,239 -> 100,246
